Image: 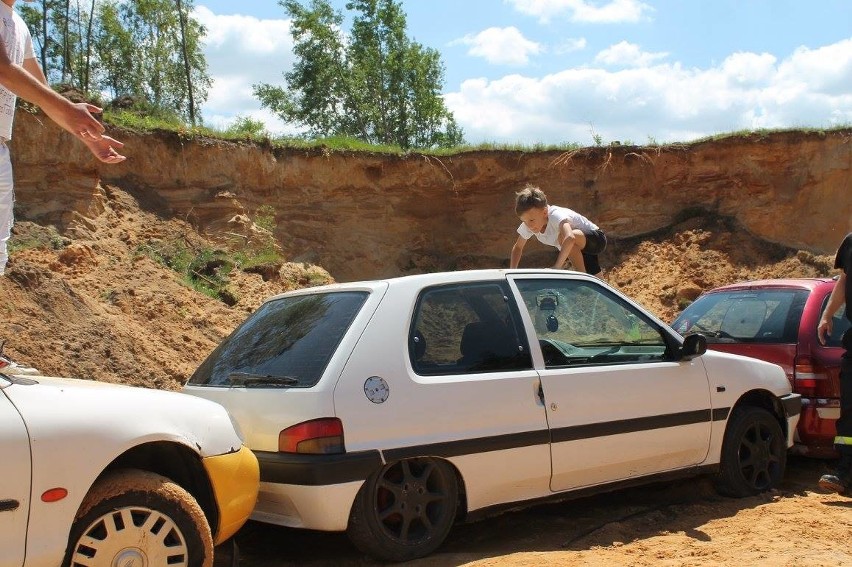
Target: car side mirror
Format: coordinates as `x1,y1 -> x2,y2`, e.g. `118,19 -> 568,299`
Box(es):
680,333 -> 707,361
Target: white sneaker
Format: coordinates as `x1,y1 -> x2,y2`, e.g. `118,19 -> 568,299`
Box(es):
0,341 -> 41,376
0,356 -> 41,376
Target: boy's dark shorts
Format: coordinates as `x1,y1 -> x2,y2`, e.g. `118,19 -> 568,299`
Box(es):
581,229 -> 607,275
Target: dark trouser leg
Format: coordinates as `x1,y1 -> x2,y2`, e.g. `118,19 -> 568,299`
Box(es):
820,351 -> 852,493
835,353 -> 852,465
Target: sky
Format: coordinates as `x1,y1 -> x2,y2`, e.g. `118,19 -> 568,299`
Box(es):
193,0 -> 852,146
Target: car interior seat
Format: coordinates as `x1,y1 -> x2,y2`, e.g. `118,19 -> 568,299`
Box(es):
458,321 -> 516,370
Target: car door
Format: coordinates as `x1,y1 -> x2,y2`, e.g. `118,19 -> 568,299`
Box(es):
509,275 -> 713,492
0,382 -> 32,567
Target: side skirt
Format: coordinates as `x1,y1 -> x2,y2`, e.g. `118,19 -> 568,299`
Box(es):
463,464 -> 720,523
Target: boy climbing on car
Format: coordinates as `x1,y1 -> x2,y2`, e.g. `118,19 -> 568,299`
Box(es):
509,184 -> 607,275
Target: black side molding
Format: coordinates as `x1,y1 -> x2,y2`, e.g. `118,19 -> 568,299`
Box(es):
0,499 -> 20,512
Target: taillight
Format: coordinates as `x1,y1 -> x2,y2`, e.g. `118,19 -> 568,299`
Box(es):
793,355 -> 831,397
278,418 -> 345,454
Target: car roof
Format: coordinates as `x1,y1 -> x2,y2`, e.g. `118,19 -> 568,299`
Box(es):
705,277 -> 837,293
261,269 -> 596,302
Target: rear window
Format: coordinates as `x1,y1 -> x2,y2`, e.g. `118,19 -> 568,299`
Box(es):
672,289 -> 807,344
188,291 -> 368,387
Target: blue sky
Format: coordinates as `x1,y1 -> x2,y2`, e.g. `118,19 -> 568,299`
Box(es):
194,0 -> 852,145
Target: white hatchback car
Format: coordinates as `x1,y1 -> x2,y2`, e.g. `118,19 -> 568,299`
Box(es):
183,269 -> 801,562
1,372 -> 260,567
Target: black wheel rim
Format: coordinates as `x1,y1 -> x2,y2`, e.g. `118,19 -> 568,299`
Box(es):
737,419 -> 783,490
373,459 -> 451,545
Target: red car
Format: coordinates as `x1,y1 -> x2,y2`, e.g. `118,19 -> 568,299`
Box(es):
672,278 -> 849,458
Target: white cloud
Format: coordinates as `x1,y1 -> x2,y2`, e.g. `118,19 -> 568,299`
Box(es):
506,0 -> 653,24
594,41 -> 668,68
554,37 -> 588,55
193,6 -> 295,131
444,36 -> 852,145
454,27 -> 543,65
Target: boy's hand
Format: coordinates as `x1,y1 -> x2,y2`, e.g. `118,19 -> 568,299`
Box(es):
79,134 -> 126,163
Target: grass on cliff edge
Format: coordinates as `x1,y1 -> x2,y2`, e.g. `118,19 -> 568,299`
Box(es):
105,108 -> 851,156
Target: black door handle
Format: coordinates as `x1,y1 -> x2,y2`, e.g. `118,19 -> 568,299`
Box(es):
0,499 -> 20,512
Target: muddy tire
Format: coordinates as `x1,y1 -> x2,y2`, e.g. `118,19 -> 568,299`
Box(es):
63,469 -> 214,567
347,458 -> 458,562
715,406 -> 786,497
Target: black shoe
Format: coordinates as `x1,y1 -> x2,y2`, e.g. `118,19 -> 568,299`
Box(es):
818,473 -> 849,494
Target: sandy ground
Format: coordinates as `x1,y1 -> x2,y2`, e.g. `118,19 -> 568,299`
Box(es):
236,457 -> 851,566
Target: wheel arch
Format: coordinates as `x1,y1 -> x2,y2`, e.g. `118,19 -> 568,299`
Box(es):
444,457 -> 469,522
88,441 -> 219,539
730,389 -> 788,438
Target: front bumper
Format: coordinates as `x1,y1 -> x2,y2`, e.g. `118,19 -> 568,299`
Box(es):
781,393 -> 802,449
202,445 -> 260,544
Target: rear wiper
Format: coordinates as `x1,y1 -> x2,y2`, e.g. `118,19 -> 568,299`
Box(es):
227,372 -> 300,387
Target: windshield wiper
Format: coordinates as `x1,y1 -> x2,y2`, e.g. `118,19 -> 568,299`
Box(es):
227,372 -> 300,387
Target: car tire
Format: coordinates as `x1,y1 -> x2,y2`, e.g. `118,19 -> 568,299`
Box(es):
714,406 -> 786,497
63,469 -> 214,567
347,457 -> 458,562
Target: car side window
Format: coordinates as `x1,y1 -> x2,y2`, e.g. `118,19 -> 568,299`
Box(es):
410,282 -> 531,375
514,279 -> 669,368
820,299 -> 850,348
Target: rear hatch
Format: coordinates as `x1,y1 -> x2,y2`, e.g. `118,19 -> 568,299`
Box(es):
672,286 -> 809,386
182,283 -> 387,452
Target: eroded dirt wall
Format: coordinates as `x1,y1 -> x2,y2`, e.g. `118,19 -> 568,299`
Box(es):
11,112 -> 852,282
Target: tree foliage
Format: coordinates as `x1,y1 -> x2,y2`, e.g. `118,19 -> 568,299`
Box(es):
19,0 -> 210,123
255,0 -> 464,149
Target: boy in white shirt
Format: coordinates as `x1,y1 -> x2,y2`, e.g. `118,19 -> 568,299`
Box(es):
509,184 -> 607,275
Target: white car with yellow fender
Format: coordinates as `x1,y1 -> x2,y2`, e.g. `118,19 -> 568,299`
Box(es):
184,268 -> 801,562
0,372 -> 259,567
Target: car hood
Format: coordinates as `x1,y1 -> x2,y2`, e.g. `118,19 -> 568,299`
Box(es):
1,374 -> 244,457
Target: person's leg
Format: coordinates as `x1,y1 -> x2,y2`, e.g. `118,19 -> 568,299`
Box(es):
819,345 -> 852,494
0,144 -> 14,275
580,230 -> 607,275
565,229 -> 587,272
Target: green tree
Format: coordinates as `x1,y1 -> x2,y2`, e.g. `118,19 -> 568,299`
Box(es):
93,0 -> 211,122
255,0 -> 463,149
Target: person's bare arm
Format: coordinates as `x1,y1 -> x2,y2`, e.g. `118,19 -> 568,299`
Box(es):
510,236 -> 527,268
17,56 -> 125,163
818,271 -> 846,345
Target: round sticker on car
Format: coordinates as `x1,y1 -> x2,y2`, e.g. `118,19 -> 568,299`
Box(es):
364,376 -> 389,404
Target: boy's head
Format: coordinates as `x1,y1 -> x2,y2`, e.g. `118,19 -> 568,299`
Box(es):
515,184 -> 549,233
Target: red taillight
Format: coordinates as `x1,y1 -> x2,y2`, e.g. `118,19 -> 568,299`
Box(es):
278,418 -> 345,454
793,355 -> 831,397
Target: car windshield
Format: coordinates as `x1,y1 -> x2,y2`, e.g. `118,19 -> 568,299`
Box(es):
188,291 -> 369,387
672,289 -> 808,343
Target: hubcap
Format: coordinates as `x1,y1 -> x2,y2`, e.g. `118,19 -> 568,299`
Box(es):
113,548 -> 145,567
70,506 -> 189,567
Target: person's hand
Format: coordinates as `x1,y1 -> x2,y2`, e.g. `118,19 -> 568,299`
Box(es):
817,317 -> 832,346
48,101 -> 107,141
79,134 -> 126,164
